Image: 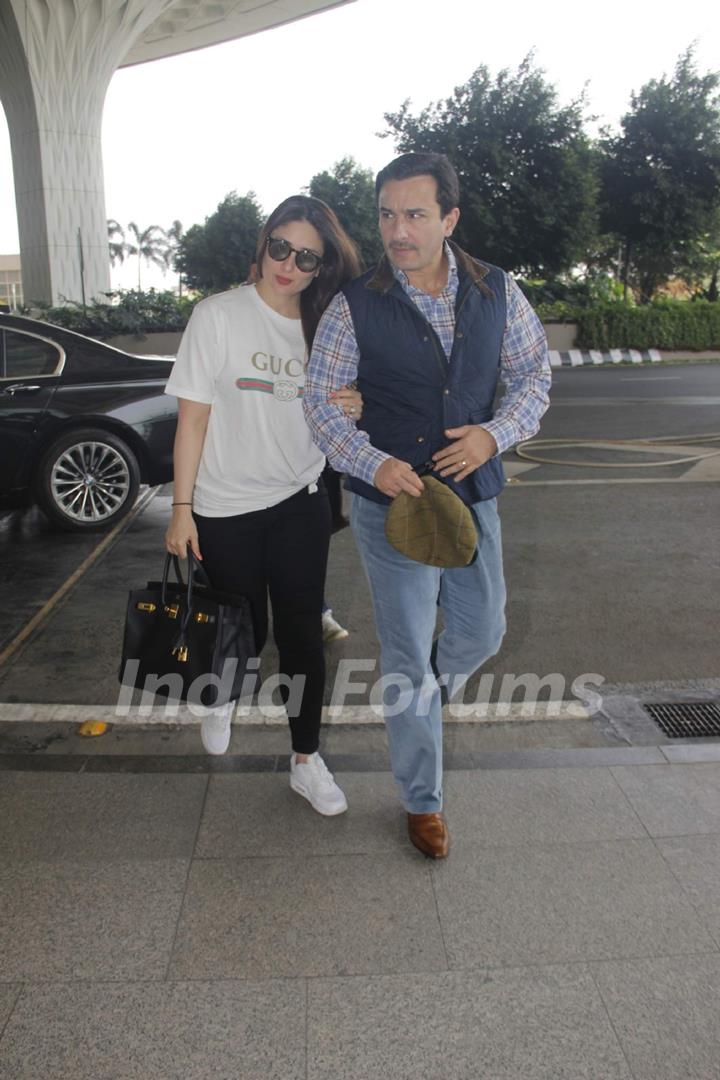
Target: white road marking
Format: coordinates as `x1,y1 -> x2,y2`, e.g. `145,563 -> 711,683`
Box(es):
507,476 -> 717,485
549,397 -> 720,405
0,701 -> 591,727
503,460 -> 541,478
0,487 -> 159,669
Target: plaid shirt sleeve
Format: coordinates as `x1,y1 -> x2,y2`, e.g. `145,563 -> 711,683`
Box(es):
482,276 -> 552,453
303,292 -> 390,485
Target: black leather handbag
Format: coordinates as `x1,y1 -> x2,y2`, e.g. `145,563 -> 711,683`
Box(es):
119,550 -> 256,707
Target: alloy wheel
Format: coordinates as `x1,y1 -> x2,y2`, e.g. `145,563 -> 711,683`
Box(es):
50,440 -> 132,523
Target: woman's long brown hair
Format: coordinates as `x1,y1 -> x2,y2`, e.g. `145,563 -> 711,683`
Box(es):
255,195 -> 363,352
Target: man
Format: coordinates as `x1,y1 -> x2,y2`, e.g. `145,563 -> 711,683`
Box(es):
304,152 -> 551,858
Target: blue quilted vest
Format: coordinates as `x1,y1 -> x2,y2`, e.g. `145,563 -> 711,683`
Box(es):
342,243 -> 507,506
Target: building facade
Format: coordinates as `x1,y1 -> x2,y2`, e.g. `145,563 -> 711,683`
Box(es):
0,1 -> 354,308
0,254 -> 23,311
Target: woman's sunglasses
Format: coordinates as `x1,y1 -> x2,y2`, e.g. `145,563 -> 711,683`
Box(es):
266,235 -> 322,273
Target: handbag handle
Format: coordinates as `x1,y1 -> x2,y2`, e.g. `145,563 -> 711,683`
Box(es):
162,547 -> 216,661
161,553 -> 186,608
187,547 -> 212,588
160,547 -> 211,608
161,547 -> 200,661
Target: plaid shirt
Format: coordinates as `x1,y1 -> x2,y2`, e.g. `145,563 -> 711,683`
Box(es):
304,244 -> 551,486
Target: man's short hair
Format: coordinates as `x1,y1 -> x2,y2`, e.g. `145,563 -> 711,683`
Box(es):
375,153 -> 460,217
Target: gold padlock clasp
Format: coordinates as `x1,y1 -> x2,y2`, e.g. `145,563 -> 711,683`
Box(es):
164,603 -> 180,619
172,644 -> 189,663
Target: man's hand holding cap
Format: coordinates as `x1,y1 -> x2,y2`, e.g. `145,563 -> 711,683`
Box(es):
374,458 -> 425,498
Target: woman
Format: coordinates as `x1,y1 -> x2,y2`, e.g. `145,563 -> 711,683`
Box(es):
164,195 -> 362,815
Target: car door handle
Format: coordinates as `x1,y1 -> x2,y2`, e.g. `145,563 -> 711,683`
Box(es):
1,384 -> 43,395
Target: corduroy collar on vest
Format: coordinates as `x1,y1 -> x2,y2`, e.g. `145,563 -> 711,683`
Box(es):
364,240 -> 492,296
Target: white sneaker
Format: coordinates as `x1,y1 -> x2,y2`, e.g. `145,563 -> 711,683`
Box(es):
290,752 -> 348,815
200,701 -> 234,755
322,609 -> 349,643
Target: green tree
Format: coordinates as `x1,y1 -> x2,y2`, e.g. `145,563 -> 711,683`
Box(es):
308,157 -> 382,267
599,49 -> 720,303
175,192 -> 263,293
700,215 -> 720,302
382,56 -> 598,277
125,222 -> 167,290
668,209 -> 720,301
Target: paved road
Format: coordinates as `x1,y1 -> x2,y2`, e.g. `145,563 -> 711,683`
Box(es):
536,362 -> 720,441
0,363 -> 718,706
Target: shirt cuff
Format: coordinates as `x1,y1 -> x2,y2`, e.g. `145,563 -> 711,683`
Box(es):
479,416 -> 522,455
351,444 -> 391,487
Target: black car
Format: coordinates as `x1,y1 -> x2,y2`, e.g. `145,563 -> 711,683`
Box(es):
0,313 -> 177,531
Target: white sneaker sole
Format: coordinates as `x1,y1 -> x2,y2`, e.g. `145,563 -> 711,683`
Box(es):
290,776 -> 348,816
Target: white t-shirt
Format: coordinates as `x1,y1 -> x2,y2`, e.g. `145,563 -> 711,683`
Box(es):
165,284 -> 325,516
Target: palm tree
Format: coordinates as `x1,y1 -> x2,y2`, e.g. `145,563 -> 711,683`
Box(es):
162,219 -> 185,297
107,219 -> 126,267
125,222 -> 167,290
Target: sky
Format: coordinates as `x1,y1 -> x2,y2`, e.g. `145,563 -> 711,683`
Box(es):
1,0 -> 719,291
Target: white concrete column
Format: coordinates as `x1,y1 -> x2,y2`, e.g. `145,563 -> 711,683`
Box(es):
0,0 -> 176,306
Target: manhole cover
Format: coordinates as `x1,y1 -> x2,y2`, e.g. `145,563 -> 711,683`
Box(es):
644,702 -> 720,739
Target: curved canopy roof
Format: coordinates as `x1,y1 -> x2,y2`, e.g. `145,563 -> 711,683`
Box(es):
120,0 -> 355,67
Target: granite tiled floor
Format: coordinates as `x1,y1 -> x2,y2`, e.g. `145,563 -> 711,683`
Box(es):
2,755 -> 720,1078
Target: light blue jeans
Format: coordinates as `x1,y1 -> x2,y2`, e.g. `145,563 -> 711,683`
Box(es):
350,493 -> 506,813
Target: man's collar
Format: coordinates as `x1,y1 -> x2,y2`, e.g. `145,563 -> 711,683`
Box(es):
366,240 -> 490,295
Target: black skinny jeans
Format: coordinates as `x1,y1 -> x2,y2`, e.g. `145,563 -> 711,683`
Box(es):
194,483 -> 331,754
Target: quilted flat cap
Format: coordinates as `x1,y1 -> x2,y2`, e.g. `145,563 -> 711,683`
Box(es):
384,475 -> 477,568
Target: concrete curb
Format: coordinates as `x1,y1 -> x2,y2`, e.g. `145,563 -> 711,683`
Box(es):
549,349 -> 720,367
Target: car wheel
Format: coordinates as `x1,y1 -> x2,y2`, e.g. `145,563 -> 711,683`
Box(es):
36,427 -> 141,531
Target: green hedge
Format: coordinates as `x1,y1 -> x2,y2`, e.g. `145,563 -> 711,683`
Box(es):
576,301 -> 720,350
518,279 -> 595,308
535,301 -> 584,323
33,291 -> 720,352
36,289 -> 197,339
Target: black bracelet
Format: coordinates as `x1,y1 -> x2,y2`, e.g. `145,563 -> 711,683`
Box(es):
172,501 -> 193,506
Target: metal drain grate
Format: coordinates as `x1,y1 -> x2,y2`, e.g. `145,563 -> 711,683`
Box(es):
644,702 -> 720,739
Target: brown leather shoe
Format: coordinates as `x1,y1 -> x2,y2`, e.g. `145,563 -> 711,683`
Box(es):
407,812 -> 450,859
